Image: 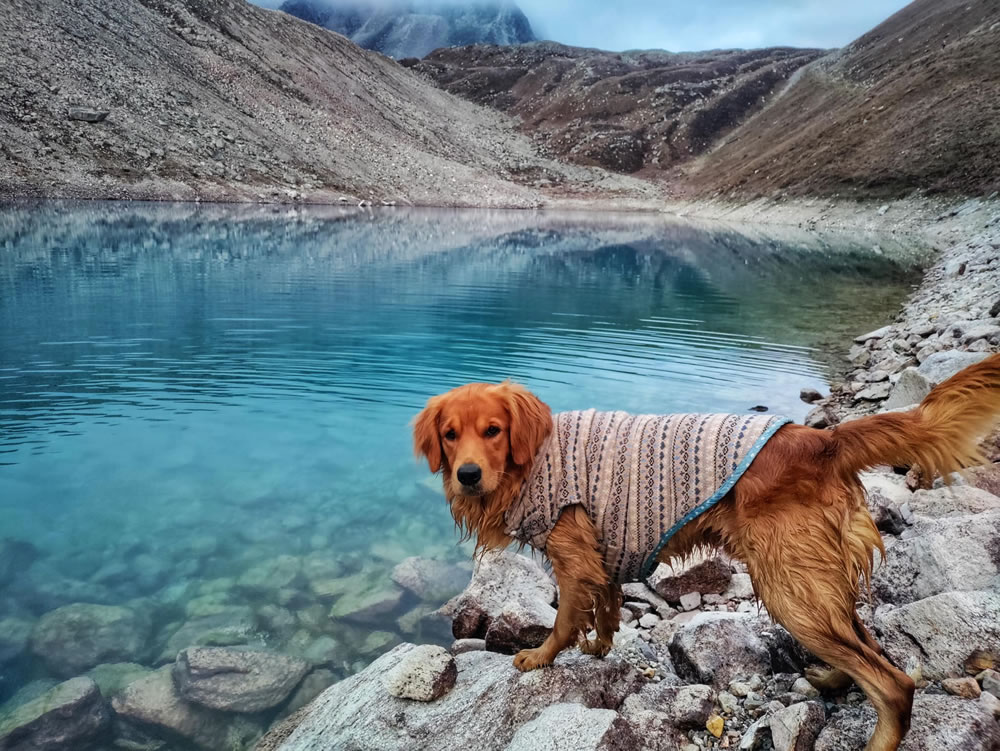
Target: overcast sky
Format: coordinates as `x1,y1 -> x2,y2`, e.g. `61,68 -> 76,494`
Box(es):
522,0 -> 912,51
252,0 -> 913,51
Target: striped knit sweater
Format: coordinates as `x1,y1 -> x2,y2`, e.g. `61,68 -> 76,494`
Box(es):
504,410 -> 790,583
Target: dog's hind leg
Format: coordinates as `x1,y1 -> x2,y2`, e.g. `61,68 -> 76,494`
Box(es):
807,612 -> 888,692
738,509 -> 913,751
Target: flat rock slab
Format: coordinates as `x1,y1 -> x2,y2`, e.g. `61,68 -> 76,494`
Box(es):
0,677 -> 109,751
173,647 -> 310,712
259,643 -> 643,751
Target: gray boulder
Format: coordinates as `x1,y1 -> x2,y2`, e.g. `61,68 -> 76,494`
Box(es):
873,591 -> 1000,680
646,552 -> 732,604
257,643 -> 643,751
883,367 -> 933,410
383,645 -> 457,702
30,603 -> 151,677
621,682 -> 715,729
0,677 -> 109,751
669,612 -> 771,688
861,472 -> 911,535
391,557 -> 470,602
917,350 -> 991,386
173,647 -> 310,712
503,703 -> 639,751
815,693 -> 1000,750
872,511 -> 1000,604
906,485 -> 1000,517
437,551 -> 556,653
112,667 -> 262,750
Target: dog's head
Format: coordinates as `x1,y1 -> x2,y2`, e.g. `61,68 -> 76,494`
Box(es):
412,381 -> 552,499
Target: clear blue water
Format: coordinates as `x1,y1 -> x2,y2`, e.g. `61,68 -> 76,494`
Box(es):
0,202 -> 923,704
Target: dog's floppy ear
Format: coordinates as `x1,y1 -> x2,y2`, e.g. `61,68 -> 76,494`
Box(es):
412,396 -> 444,473
500,381 -> 553,466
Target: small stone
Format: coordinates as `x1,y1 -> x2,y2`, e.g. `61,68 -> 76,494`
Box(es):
382,644 -> 457,702
739,717 -> 770,750
67,107 -> 109,123
638,613 -> 660,629
679,592 -> 702,611
718,691 -> 739,714
706,713 -> 725,738
729,680 -> 752,697
799,388 -> 823,404
942,676 -> 981,699
855,382 -> 891,401
791,676 -> 819,698
770,700 -> 825,751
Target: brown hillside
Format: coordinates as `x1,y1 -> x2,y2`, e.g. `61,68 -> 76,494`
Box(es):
686,0 -> 1000,198
0,0 -> 649,206
407,42 -> 824,174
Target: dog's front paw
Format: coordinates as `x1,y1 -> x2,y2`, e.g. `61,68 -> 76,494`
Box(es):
579,638 -> 612,658
513,647 -> 552,671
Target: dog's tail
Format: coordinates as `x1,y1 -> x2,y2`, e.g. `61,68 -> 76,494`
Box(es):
828,352 -> 1000,479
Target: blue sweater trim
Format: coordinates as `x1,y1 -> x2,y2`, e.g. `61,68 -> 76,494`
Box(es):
640,417 -> 792,580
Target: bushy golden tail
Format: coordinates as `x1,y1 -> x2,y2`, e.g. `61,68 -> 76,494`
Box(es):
828,353 -> 1000,479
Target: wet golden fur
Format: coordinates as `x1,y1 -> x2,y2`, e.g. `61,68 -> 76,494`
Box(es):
413,354 -> 1000,751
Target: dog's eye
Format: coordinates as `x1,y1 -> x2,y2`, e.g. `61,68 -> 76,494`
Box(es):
484,425 -> 501,438
444,429 -> 457,441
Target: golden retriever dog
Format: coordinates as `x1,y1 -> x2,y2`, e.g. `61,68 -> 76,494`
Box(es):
413,353 -> 1000,751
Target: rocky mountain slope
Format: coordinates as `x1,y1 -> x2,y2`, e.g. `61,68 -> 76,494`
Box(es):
0,0 -> 646,206
684,0 -> 1000,198
407,43 -> 825,174
277,0 -> 535,59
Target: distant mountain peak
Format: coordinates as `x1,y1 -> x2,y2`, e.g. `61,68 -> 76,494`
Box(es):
277,0 -> 536,59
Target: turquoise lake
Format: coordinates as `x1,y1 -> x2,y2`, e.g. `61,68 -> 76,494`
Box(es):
0,202 -> 924,704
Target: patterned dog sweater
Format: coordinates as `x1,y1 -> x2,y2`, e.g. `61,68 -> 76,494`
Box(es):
504,410 -> 790,583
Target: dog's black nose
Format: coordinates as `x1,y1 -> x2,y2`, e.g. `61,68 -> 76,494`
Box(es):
457,463 -> 482,486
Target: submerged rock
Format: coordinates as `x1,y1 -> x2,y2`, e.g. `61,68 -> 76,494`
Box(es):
173,647 -> 310,713
84,662 -> 154,698
391,557 -> 470,602
30,603 -> 151,677
328,581 -> 405,624
873,591 -> 1000,680
237,556 -> 304,596
437,551 -> 556,653
0,616 -> 33,664
0,676 -> 109,751
156,607 -> 260,664
112,667 -> 262,750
